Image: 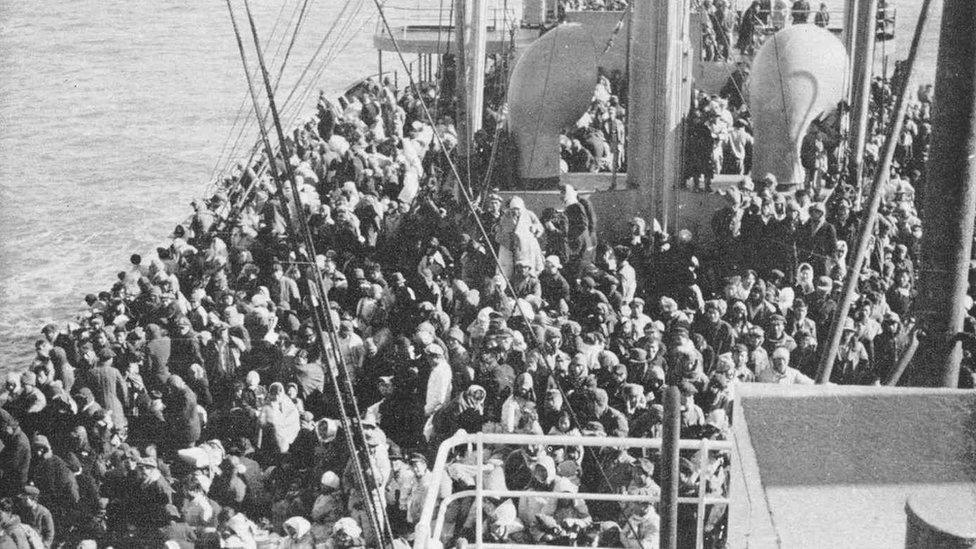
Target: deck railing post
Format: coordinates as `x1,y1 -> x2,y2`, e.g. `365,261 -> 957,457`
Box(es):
475,436 -> 485,548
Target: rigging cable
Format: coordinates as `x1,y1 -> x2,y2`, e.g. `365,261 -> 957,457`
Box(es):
211,0 -> 300,184
218,0 -> 320,181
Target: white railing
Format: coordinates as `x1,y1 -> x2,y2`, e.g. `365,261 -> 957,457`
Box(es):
377,3 -> 522,31
414,431 -> 733,549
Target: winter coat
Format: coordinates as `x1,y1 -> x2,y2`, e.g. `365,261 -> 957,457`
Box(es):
75,364 -> 128,428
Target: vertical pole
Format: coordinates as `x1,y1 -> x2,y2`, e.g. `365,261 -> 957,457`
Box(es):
915,0 -> 976,387
628,0 -> 688,224
378,50 -> 383,81
659,386 -> 681,549
463,0 -> 488,149
695,440 -> 708,549
816,0 -> 933,384
843,0 -> 859,53
848,0 -> 878,190
475,436 -> 484,548
455,0 -> 468,149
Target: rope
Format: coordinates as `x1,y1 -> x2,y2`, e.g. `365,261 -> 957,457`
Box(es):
213,0 -> 303,185
210,0 -> 294,183
219,0 -> 363,191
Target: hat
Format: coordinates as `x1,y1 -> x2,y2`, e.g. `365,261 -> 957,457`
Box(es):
21,485 -> 40,497
96,347 -> 116,363
591,388 -> 609,407
622,383 -> 644,398
165,504 -> 181,519
544,255 -> 562,269
627,348 -> 648,365
176,317 -> 192,328
883,312 -> 901,324
65,453 -> 83,473
31,434 -> 51,450
446,326 -> 465,343
771,347 -> 791,361
491,499 -> 519,526
407,452 -> 428,465
316,418 -> 341,443
364,428 -> 386,447
842,317 -> 856,331
425,343 -> 445,357
769,314 -> 786,325
809,201 -> 826,212
333,517 -> 363,538
320,471 -> 341,489
20,371 -> 36,386
228,437 -> 255,456
138,457 -> 159,469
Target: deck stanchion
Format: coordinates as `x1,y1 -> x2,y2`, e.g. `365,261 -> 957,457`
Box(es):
659,386 -> 681,549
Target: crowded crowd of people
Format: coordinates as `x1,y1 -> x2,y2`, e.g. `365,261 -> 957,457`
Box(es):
0,17 -> 966,548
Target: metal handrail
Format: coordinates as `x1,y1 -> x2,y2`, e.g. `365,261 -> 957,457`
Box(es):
377,5 -> 519,30
414,431 -> 733,549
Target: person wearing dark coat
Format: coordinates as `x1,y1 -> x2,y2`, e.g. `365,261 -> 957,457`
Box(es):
561,184 -> 597,269
797,203 -> 837,277
65,453 -> 100,528
692,301 -> 737,357
168,318 -> 204,381
589,388 -> 629,437
27,435 -> 78,534
143,323 -> 172,392
128,458 -> 173,529
539,258 -> 571,309
75,348 -> 128,430
15,486 -> 53,549
148,504 -> 196,549
161,376 -> 201,452
0,411 -> 30,499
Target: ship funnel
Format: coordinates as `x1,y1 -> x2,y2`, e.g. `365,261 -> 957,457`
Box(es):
749,25 -> 848,185
506,23 -> 598,186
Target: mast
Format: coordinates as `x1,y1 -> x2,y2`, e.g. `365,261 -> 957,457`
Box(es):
455,0 -> 488,188
913,0 -> 976,387
848,0 -> 878,194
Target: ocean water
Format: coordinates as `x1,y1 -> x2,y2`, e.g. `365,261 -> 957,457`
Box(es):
0,0 -> 944,369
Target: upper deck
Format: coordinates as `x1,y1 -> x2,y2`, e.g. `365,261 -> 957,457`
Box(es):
372,0 -> 539,55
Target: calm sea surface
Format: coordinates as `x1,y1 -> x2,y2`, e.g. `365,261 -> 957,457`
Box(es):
0,0 -> 944,369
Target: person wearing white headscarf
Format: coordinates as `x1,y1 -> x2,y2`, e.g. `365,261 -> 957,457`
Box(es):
495,196 -> 545,279
259,382 -> 300,454
281,516 -> 315,549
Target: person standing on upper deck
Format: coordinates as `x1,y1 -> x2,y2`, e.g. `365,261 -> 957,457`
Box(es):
814,3 -> 830,27
561,184 -> 597,273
